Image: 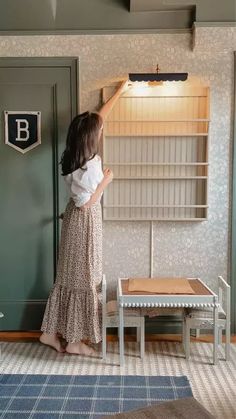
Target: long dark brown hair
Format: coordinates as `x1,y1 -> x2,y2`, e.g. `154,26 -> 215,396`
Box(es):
60,111 -> 103,176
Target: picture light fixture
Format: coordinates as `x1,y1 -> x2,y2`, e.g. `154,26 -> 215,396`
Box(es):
129,65 -> 188,82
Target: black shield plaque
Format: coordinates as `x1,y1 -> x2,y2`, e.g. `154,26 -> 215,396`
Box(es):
4,111 -> 41,154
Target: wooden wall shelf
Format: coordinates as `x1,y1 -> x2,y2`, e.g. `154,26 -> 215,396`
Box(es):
103,84 -> 210,221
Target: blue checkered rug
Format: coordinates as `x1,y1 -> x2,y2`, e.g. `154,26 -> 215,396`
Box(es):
0,374 -> 193,418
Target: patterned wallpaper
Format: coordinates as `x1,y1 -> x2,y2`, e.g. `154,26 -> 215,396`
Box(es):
0,27 -> 235,296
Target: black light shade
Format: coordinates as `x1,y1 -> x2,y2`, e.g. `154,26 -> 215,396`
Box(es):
129,73 -> 188,82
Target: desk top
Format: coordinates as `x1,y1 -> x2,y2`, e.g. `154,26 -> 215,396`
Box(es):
118,278 -> 217,308
121,278 -> 212,296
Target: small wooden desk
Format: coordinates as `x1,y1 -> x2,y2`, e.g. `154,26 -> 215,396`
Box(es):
117,277 -> 219,366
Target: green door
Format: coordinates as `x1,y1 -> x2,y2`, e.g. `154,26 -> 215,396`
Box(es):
0,58 -> 78,330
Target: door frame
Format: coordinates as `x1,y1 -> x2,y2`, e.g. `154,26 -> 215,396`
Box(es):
0,56 -> 79,275
231,52 -> 236,333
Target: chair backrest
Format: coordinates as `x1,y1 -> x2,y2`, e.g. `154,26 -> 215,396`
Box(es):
218,276 -> 230,318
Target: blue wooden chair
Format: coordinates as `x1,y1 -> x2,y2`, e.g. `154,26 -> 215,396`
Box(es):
184,276 -> 230,362
102,275 -> 145,360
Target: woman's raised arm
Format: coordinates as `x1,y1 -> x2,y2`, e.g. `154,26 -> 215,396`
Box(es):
99,79 -> 130,120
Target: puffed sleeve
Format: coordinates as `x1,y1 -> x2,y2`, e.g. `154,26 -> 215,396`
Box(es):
70,161 -> 103,207
64,156 -> 104,208
70,174 -> 93,208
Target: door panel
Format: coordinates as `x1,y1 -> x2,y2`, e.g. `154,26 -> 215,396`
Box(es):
0,60 -> 78,330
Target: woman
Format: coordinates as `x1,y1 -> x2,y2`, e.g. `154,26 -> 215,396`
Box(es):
40,80 -> 128,355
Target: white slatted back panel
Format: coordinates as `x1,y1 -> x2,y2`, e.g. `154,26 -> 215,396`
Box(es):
103,83 -> 209,221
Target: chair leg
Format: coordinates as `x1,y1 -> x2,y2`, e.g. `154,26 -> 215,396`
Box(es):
182,318 -> 186,352
140,318 -> 145,359
183,318 -> 187,354
218,328 -> 222,344
185,319 -> 191,360
225,321 -> 231,361
102,326 -> 107,360
136,327 -> 141,343
213,307 -> 219,365
195,329 -> 200,338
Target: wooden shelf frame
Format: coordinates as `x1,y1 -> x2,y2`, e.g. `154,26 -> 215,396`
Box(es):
102,84 -> 210,221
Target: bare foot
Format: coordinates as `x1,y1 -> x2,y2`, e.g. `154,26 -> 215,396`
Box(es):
66,342 -> 97,356
39,333 -> 65,353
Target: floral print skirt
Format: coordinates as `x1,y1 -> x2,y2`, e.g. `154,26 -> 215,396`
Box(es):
41,199 -> 102,344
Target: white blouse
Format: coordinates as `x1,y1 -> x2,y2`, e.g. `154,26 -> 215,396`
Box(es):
64,155 -> 104,207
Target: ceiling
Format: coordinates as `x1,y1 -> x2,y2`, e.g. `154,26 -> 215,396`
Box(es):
0,0 -> 235,34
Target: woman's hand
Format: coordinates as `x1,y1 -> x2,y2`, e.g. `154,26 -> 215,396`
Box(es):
103,168 -> 113,185
119,79 -> 131,94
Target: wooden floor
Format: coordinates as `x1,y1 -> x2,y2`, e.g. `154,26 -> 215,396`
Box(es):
0,331 -> 235,343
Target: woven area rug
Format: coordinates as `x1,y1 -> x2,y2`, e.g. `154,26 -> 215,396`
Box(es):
1,342 -> 235,418
0,374 -> 192,418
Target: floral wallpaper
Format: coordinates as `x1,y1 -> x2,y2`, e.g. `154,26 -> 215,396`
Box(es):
0,27 -> 235,297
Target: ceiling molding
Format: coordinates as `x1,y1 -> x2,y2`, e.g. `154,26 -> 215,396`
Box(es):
0,28 -> 192,36
194,21 -> 236,27
130,0 -> 195,12
130,0 -> 236,23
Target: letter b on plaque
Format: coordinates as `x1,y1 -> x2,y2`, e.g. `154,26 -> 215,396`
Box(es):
4,111 -> 41,154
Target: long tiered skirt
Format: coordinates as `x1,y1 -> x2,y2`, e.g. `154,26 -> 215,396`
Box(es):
41,199 -> 102,344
